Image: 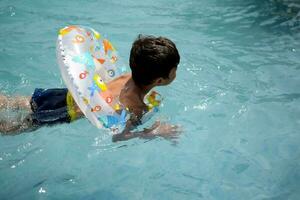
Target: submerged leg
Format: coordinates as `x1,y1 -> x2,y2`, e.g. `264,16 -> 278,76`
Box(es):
0,94 -> 35,135
0,114 -> 36,135
0,95 -> 32,111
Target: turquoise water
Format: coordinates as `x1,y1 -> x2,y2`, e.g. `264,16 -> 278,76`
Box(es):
1,0 -> 300,199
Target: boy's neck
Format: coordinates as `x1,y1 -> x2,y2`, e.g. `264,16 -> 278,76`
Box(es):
124,78 -> 154,101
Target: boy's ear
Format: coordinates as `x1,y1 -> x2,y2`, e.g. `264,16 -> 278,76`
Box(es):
155,78 -> 163,85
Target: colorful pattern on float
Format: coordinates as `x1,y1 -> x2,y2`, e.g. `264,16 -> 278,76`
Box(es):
146,91 -> 161,112
140,91 -> 162,124
56,25 -> 128,130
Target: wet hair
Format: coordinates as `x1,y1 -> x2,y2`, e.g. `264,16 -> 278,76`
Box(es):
129,35 -> 180,86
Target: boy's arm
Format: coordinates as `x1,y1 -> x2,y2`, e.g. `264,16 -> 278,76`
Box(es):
112,113 -> 181,143
112,120 -> 157,142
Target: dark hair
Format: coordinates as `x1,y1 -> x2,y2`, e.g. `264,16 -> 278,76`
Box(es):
129,35 -> 180,86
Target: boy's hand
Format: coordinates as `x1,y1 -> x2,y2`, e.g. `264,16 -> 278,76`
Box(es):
141,121 -> 182,144
112,121 -> 182,144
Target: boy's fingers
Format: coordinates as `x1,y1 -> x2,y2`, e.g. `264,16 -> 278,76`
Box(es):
168,133 -> 179,139
170,135 -> 178,139
171,124 -> 182,130
172,127 -> 182,134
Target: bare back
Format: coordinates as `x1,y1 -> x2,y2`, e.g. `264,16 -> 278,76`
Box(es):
106,73 -> 131,99
107,73 -> 148,117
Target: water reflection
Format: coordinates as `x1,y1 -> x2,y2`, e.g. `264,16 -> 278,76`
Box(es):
252,0 -> 300,32
172,0 -> 300,34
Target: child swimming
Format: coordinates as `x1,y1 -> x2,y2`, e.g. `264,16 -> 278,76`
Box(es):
0,35 -> 181,142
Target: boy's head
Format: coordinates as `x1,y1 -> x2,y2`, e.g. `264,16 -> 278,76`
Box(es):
129,35 -> 180,87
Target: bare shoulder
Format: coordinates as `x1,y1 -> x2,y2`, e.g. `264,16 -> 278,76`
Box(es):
107,73 -> 131,97
118,73 -> 131,79
110,73 -> 131,83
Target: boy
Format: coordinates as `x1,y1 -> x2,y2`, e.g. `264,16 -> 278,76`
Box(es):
0,35 -> 181,142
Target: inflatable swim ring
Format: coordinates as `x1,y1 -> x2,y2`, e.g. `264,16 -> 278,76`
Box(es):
56,25 -> 162,131
56,25 -> 128,130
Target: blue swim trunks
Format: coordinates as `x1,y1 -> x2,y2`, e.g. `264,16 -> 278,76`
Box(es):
30,88 -> 78,126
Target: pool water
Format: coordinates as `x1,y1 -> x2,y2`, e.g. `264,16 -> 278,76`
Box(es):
1,0 -> 300,199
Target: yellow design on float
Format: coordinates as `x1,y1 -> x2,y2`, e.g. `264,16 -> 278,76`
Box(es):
114,103 -> 121,110
92,29 -> 101,39
82,97 -> 89,105
147,91 -> 161,110
59,26 -> 78,36
90,45 -> 94,51
93,74 -> 107,91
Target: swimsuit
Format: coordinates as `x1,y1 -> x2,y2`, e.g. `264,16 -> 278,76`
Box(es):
29,88 -> 77,126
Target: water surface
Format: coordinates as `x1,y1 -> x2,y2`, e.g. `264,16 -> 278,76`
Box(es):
0,0 -> 300,199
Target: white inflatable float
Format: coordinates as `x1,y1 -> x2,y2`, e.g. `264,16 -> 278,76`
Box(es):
56,25 -> 128,130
